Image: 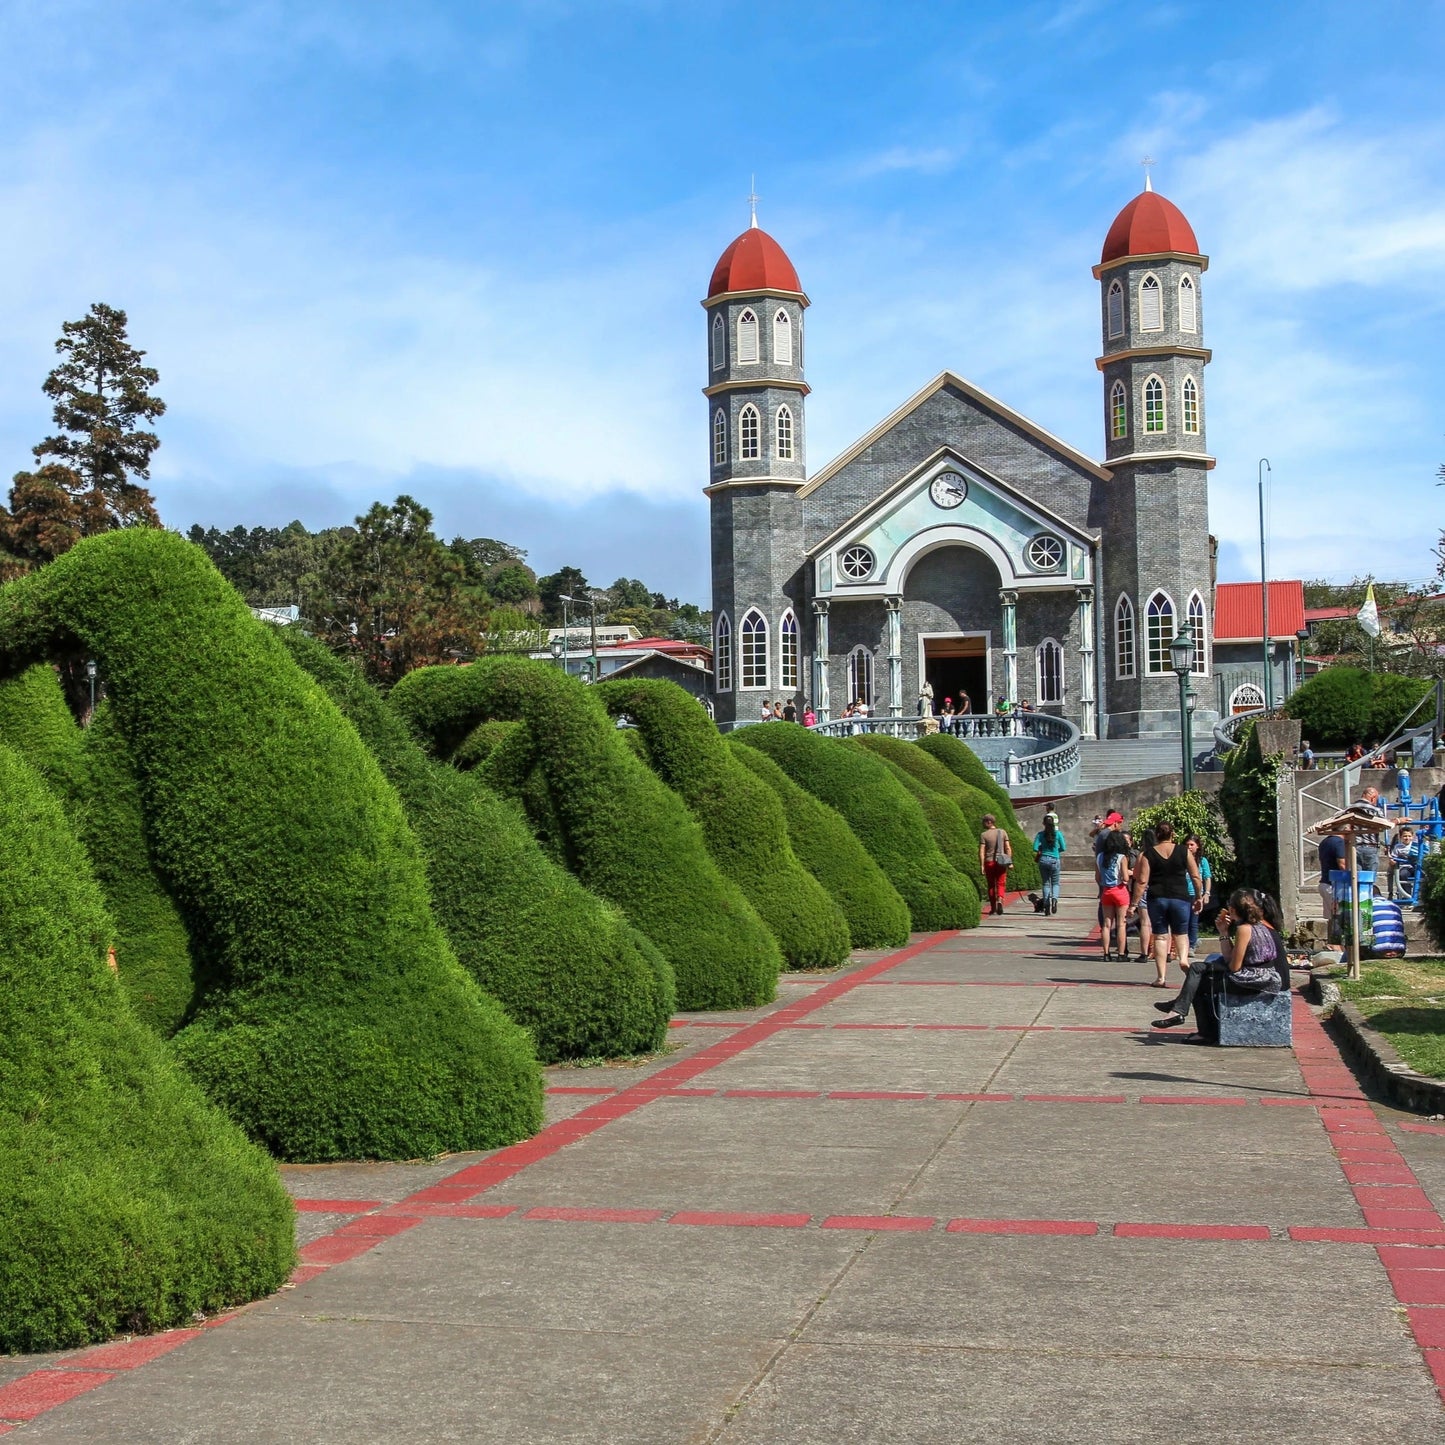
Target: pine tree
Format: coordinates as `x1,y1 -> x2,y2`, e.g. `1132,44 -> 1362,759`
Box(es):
1,304 -> 165,575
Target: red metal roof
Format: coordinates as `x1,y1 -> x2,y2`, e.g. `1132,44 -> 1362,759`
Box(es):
1303,605 -> 1355,623
1101,189 -> 1200,264
1213,581 -> 1306,642
708,226 -> 802,299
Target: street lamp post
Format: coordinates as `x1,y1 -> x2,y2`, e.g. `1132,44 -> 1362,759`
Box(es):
1258,458 -> 1273,712
1169,629 -> 1195,792
85,659 -> 97,715
549,637 -> 564,666
560,593 -> 599,682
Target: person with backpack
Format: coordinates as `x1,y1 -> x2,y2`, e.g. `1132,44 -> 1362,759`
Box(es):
1033,816 -> 1066,915
1096,829 -> 1132,961
978,813 -> 1013,915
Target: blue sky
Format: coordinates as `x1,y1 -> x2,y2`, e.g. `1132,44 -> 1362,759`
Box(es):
0,1 -> 1442,602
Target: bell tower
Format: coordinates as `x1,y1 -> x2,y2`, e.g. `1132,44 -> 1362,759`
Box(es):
1094,181 -> 1217,738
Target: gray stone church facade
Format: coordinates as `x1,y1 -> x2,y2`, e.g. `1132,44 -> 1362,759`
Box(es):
705,185 -> 1219,740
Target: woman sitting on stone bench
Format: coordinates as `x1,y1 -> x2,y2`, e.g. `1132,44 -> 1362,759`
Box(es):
1150,889 -> 1284,1035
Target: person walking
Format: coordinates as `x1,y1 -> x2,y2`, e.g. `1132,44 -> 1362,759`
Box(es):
802,705 -> 817,727
1184,835 -> 1212,957
1096,829 -> 1132,962
1130,821 -> 1202,986
1033,816 -> 1066,914
782,699 -> 797,723
979,813 -> 1013,915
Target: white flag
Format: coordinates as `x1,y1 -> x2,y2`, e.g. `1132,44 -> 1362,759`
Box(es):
1358,583 -> 1381,638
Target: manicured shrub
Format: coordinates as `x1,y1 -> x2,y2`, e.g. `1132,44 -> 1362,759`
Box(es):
596,682 -> 850,969
390,658 -> 780,1009
0,668 -> 198,1036
0,530 -> 543,1161
914,732 -> 1041,888
727,739 -> 911,950
1421,852 -> 1445,951
848,738 -> 986,900
279,629 -> 673,1062
0,743 -> 294,1352
734,723 -> 978,932
1283,667 -> 1431,749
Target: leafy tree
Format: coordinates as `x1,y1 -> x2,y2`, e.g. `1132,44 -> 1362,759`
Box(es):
311,495 -> 488,684
488,562 -> 539,606
608,576 -> 655,610
609,604 -> 673,636
1,304 -> 165,574
537,565 -> 590,622
670,602 -> 712,644
452,536 -> 527,569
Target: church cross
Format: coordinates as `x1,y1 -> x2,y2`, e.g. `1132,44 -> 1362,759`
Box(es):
1140,156 -> 1155,192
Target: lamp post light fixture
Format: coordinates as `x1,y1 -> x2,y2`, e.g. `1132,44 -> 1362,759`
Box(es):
549,637 -> 565,664
85,659 -> 98,717
559,593 -> 600,683
1169,629 -> 1195,792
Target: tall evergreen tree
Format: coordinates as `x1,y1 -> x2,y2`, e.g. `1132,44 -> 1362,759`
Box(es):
1,304 -> 165,575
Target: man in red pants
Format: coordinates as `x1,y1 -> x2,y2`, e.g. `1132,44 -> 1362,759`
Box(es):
978,813 -> 1013,915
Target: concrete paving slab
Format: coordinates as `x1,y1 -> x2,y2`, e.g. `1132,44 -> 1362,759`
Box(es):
719,1340 -> 1439,1444
904,1103 -> 1362,1225
279,1156 -> 490,1206
807,984 -> 1053,1026
805,1233 -> 1415,1365
270,1216 -> 862,1339
13,1313 -> 776,1444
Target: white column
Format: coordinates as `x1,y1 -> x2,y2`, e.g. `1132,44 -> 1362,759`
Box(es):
1076,585 -> 1097,739
885,595 -> 903,719
1000,589 -> 1018,709
812,599 -> 831,723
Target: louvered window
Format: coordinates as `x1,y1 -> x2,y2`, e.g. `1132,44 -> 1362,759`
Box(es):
715,613 -> 732,691
711,313 -> 725,370
1146,592 -> 1175,675
712,409 -> 727,465
737,309 -> 758,364
1140,274 -> 1162,331
776,405 -> 794,460
1187,592 -> 1208,675
847,647 -> 873,708
738,404 -> 761,460
1182,376 -> 1199,434
1115,595 -> 1136,679
1110,380 -> 1127,439
1178,275 -> 1197,333
780,611 -> 799,690
773,309 -> 792,365
1144,376 -> 1165,433
741,610 -> 769,689
1036,639 -> 1064,705
1107,281 -> 1124,339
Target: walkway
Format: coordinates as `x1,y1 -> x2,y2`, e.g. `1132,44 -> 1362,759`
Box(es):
5,897 -> 1445,1441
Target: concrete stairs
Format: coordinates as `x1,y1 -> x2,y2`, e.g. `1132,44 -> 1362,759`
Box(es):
1076,739 -> 1188,793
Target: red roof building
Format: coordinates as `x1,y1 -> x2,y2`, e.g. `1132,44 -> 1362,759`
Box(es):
1099,185 -> 1202,266
707,226 -> 804,299
1213,581 -> 1306,642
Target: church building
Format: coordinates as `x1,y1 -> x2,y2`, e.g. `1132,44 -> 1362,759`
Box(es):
704,184 -> 1218,740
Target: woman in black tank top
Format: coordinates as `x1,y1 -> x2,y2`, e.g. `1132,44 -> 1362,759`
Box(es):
1130,821 -> 1203,985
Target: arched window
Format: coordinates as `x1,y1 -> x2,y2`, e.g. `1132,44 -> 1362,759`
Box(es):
1181,376 -> 1200,434
773,308 -> 792,365
740,609 -> 769,689
846,646 -> 874,708
775,404 -> 794,460
1145,591 -> 1175,675
1107,279 -> 1124,339
1143,375 -> 1166,433
1178,274 -> 1197,333
1109,379 -> 1128,440
710,312 -> 725,370
1139,274 -> 1162,331
1036,638 -> 1064,705
1228,682 -> 1265,715
715,612 -> 732,691
712,408 -> 727,466
1114,594 -> 1136,679
1187,591 -> 1208,676
779,609 -> 799,691
737,309 -> 758,364
738,404 -> 761,460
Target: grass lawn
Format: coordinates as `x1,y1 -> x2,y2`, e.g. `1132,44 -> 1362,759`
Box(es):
1338,958 -> 1445,1078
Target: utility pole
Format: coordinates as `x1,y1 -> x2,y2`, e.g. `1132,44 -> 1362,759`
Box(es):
1259,458 -> 1273,711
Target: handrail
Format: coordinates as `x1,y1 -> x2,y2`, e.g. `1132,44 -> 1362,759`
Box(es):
1212,706 -> 1265,757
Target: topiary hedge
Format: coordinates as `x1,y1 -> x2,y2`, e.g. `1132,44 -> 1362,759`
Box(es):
278,628 -> 673,1062
914,732 -> 1040,888
390,658 -> 780,1010
0,668 -> 199,1037
0,529 -> 543,1161
847,737 -> 986,900
726,739 -> 911,950
1283,667 -> 1432,749
0,743 -> 294,1353
733,723 -> 977,932
596,682 -> 850,970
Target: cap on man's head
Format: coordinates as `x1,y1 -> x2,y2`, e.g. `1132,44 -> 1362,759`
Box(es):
1105,811 -> 1124,827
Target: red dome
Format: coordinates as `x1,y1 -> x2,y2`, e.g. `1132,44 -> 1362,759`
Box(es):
1101,188 -> 1200,265
708,226 -> 802,299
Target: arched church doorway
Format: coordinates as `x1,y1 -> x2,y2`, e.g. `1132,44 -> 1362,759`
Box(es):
922,635 -> 989,715
902,544 -> 1001,715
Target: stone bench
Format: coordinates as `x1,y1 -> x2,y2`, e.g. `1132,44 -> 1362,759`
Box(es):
1211,978 -> 1293,1048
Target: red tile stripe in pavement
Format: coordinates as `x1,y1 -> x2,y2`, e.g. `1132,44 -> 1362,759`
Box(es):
0,928 -> 957,1431
1288,992 -> 1445,1404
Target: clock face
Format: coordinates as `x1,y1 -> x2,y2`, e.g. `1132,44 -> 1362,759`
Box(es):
929,472 -> 967,509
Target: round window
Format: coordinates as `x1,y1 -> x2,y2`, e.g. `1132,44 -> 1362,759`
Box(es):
839,545 -> 875,581
1026,535 -> 1065,572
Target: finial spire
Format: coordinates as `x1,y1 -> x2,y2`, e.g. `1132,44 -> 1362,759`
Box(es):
1140,156 -> 1155,191
748,175 -> 759,229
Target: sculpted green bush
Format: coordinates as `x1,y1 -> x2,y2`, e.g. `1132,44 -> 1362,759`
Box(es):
914,732 -> 1040,889
596,683 -> 850,969
279,629 -> 673,1062
734,723 -> 978,932
390,658 -> 780,1009
0,668 -> 198,1036
0,744 -> 294,1353
727,739 -> 910,950
0,530 -> 542,1161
